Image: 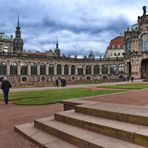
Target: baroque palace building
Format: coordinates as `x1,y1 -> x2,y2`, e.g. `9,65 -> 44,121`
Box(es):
0,6 -> 148,85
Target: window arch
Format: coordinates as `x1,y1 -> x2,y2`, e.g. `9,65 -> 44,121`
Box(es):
64,65 -> 69,75
10,62 -> 17,75
110,64 -> 117,74
78,65 -> 83,75
126,38 -> 132,53
21,63 -> 28,75
102,64 -> 108,74
94,65 -> 99,75
57,64 -> 62,75
71,65 -> 75,75
86,65 -> 91,75
40,63 -> 46,75
31,63 -> 37,75
141,33 -> 148,51
0,62 -> 6,75
118,64 -> 125,74
49,64 -> 54,75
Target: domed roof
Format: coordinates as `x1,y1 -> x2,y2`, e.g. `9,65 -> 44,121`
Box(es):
0,33 -> 10,40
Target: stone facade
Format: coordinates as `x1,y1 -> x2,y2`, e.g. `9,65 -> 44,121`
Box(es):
124,7 -> 148,79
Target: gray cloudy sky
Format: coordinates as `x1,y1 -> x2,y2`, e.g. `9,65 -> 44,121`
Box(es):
0,0 -> 147,56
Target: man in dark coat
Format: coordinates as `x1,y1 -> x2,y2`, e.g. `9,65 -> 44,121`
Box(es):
1,77 -> 12,104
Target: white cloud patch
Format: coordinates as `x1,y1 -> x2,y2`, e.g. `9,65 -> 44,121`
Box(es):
0,0 -> 147,56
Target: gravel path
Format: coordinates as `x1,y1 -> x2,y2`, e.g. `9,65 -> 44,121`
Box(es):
0,102 -> 63,148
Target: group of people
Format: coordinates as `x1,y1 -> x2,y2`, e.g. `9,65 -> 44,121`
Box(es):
56,78 -> 67,87
123,76 -> 134,82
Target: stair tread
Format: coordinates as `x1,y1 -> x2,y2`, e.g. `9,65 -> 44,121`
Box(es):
40,120 -> 146,148
55,111 -> 148,136
78,102 -> 148,117
15,123 -> 78,148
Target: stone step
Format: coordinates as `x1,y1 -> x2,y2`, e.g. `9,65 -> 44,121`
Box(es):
34,119 -> 146,148
14,122 -> 78,148
75,102 -> 148,126
54,110 -> 148,147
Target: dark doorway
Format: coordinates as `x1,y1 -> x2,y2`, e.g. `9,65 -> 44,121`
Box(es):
141,59 -> 148,79
127,62 -> 132,78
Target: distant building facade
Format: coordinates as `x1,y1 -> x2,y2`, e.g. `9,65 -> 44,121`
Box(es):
2,6 -> 148,85
124,6 -> 148,79
105,35 -> 125,59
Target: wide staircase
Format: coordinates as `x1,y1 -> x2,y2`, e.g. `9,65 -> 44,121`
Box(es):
15,102 -> 148,148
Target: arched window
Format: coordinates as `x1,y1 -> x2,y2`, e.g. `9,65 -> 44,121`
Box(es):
64,65 -> 69,75
21,63 -> 28,75
118,64 -> 125,74
126,38 -> 132,53
78,65 -> 83,75
141,33 -> 148,51
102,65 -> 108,74
49,64 -> 54,75
71,65 -> 75,75
10,62 -> 17,75
86,65 -> 91,75
31,63 -> 37,75
0,62 -> 6,75
94,65 -> 99,75
40,63 -> 46,75
57,64 -> 62,75
110,64 -> 117,74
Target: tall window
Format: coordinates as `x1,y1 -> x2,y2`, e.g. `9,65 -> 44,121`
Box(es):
49,64 -> 54,75
71,65 -> 75,75
102,64 -> 108,74
10,62 -> 17,75
126,38 -> 132,53
110,64 -> 117,74
0,62 -> 6,75
141,33 -> 148,51
86,65 -> 91,75
118,64 -> 125,74
31,63 -> 37,75
57,64 -> 62,75
21,63 -> 28,75
64,65 -> 69,75
94,65 -> 99,75
78,65 -> 83,75
40,63 -> 46,75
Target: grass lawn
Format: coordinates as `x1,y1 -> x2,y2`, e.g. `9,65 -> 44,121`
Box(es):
0,88 -> 127,105
97,84 -> 148,90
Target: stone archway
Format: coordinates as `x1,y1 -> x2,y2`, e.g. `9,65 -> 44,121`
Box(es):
127,62 -> 132,78
141,59 -> 148,79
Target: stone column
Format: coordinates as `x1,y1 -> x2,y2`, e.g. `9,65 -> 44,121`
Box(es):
7,60 -> 10,75
75,65 -> 78,76
91,65 -> 94,75
99,64 -> 102,75
37,62 -> 40,76
28,62 -> 31,76
108,64 -> 110,75
62,64 -> 64,76
46,62 -> 49,75
69,65 -> 71,75
17,61 -> 21,75
54,63 -> 57,76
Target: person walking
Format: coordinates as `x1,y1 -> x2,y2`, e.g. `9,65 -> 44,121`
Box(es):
1,77 -> 12,104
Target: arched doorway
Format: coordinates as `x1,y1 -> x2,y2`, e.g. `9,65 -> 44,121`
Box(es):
141,59 -> 148,79
127,62 -> 132,78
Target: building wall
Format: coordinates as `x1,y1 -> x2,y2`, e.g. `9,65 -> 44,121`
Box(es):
0,54 -> 125,85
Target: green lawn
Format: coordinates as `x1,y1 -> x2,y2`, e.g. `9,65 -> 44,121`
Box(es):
97,84 -> 148,90
0,88 -> 127,105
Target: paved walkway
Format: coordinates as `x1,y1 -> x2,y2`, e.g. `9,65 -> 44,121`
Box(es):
5,79 -> 143,93
0,102 -> 63,148
0,80 -> 147,148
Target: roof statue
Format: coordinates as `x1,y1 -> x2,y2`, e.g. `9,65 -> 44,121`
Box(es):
143,6 -> 146,16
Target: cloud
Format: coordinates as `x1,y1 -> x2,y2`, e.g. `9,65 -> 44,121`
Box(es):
0,0 -> 147,56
